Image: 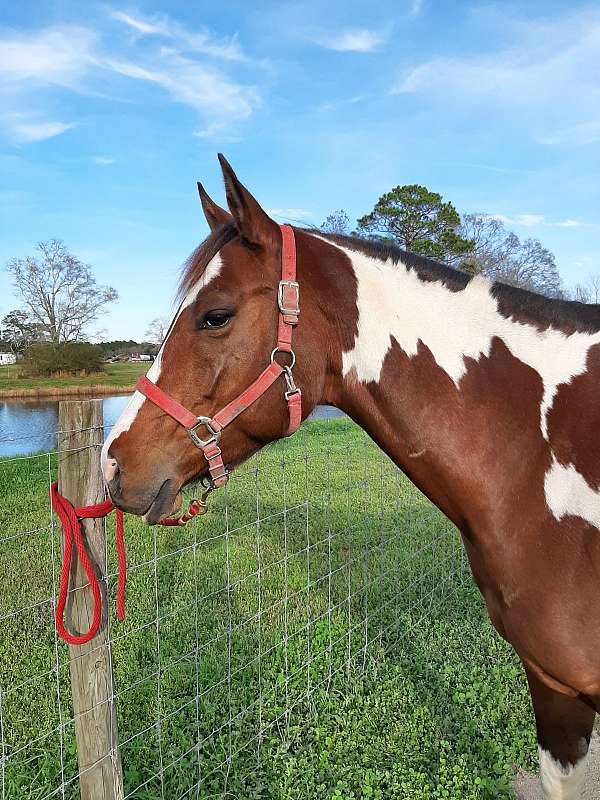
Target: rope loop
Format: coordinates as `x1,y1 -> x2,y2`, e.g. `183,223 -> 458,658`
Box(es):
50,482 -> 203,646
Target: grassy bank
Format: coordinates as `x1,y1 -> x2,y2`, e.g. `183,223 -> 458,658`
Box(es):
0,419 -> 536,799
0,362 -> 146,398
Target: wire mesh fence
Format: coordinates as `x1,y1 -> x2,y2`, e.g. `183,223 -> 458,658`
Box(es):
0,402 -> 470,799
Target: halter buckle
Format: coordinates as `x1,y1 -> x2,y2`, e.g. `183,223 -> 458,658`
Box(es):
278,280 -> 300,318
188,417 -> 221,449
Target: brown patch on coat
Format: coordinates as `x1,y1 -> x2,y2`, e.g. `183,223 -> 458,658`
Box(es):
547,343 -> 600,489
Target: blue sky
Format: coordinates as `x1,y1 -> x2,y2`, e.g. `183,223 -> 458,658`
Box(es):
1,1 -> 599,340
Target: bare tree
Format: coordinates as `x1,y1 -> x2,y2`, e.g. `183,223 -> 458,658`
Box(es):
459,214 -> 563,297
5,240 -> 117,344
572,283 -> 591,303
321,210 -> 350,235
587,275 -> 600,303
459,214 -> 517,275
569,274 -> 600,304
502,237 -> 563,297
144,317 -> 169,346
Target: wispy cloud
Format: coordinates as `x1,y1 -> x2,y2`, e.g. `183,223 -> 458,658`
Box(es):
108,9 -> 245,61
391,9 -> 600,138
516,214 -> 545,227
108,50 -> 258,121
193,124 -> 242,143
109,11 -> 162,36
105,11 -> 258,123
0,16 -> 260,145
12,122 -> 77,142
410,0 -> 424,16
266,208 -> 313,222
485,213 -> 581,229
14,120 -> 76,142
538,119 -> 600,146
92,155 -> 114,165
0,26 -> 97,89
1,113 -> 77,143
555,219 -> 581,228
315,95 -> 364,113
315,29 -> 384,53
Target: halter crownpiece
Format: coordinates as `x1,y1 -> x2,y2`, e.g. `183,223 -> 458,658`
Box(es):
135,224 -> 302,489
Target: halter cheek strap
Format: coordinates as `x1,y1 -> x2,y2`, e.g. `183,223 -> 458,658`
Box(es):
135,224 -> 302,489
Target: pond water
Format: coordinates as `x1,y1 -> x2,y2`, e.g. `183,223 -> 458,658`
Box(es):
0,395 -> 344,458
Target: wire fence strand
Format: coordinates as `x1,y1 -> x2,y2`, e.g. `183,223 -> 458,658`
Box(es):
0,406 -> 468,799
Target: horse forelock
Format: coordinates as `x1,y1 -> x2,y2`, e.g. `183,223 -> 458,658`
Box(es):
178,222 -> 238,302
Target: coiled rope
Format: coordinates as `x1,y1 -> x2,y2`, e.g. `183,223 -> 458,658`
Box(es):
50,482 -> 206,645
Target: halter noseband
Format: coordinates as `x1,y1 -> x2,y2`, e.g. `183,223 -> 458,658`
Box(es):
134,224 -> 302,489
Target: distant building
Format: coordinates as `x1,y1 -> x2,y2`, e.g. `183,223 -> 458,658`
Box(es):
129,354 -> 153,362
0,353 -> 16,365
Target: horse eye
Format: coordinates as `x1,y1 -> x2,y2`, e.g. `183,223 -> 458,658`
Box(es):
199,310 -> 232,330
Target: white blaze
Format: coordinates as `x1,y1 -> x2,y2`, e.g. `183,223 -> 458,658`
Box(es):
101,254 -> 223,477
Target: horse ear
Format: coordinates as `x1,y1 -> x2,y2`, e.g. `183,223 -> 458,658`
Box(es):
217,153 -> 278,246
197,182 -> 232,232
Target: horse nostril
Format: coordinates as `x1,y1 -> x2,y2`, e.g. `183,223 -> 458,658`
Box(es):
104,455 -> 120,484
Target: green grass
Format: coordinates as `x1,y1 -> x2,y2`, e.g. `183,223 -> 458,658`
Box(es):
0,361 -> 147,394
0,419 -> 537,799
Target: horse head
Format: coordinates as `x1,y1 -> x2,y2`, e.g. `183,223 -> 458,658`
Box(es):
101,155 -> 339,522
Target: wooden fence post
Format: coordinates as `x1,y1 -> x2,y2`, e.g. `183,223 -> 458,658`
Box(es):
58,400 -> 124,800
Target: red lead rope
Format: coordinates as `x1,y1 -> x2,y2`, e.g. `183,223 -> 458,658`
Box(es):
50,482 -> 204,646
50,226 -> 301,646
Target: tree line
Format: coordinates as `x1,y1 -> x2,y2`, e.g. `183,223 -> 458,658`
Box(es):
322,185 -> 595,301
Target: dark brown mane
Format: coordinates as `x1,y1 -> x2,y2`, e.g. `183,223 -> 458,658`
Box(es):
178,221 -> 238,300
492,282 -> 600,335
313,230 -> 600,336
313,231 -> 471,293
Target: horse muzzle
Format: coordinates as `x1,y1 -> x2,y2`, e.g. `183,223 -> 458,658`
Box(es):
105,455 -> 182,524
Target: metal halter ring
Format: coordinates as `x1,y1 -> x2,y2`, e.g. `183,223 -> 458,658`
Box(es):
188,416 -> 221,449
270,347 -> 296,369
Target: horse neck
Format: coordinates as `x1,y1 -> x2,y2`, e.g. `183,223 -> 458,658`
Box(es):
314,236 -> 541,529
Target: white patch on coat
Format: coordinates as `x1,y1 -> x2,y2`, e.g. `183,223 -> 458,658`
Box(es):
544,457 -> 600,530
317,238 -> 600,440
101,254 -> 223,475
538,746 -> 588,799
313,236 -> 600,533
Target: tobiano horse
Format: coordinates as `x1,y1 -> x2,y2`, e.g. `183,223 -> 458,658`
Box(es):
103,155 -> 600,799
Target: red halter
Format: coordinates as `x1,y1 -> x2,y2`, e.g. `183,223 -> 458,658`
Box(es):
135,224 -> 302,489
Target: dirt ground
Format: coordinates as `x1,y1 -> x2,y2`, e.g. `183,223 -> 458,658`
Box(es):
513,732 -> 600,799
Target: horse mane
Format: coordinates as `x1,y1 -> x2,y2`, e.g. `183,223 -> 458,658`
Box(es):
177,224 -> 600,336
312,231 -> 600,335
178,221 -> 238,301
312,231 -> 471,293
